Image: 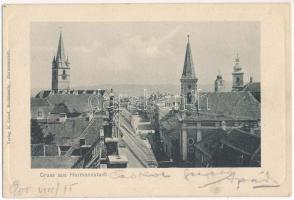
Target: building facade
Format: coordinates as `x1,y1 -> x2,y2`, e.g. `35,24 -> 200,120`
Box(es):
152,37 -> 261,167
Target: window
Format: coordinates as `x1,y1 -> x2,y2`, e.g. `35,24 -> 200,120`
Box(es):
37,111 -> 43,118
188,138 -> 194,145
236,77 -> 240,85
188,147 -> 194,153
62,70 -> 67,80
187,92 -> 192,104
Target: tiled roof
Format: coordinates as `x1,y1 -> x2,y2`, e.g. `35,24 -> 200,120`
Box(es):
46,94 -> 93,113
41,116 -> 103,147
185,111 -> 236,121
221,129 -> 260,155
31,144 -> 59,156
35,90 -> 105,98
51,103 -> 70,114
241,82 -> 261,102
198,92 -> 260,120
242,82 -> 260,93
193,129 -> 224,158
31,156 -> 79,168
31,97 -> 51,107
35,90 -> 52,98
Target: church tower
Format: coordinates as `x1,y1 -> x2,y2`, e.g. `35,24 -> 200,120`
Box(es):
51,31 -> 71,91
232,53 -> 244,91
180,35 -> 198,109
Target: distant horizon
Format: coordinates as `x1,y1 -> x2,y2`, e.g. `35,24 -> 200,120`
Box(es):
31,82 -> 236,97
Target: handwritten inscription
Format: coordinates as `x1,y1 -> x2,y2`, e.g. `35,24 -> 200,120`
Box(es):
9,180 -> 31,197
184,169 -> 280,190
8,170 -> 280,196
9,180 -> 78,197
109,170 -> 171,179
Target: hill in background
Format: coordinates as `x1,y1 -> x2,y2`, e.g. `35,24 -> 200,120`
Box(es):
31,83 -> 232,97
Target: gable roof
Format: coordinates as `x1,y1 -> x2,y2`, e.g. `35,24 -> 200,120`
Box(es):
242,82 -> 261,102
198,92 -> 260,120
41,116 -> 104,146
242,82 -> 260,93
221,128 -> 260,155
194,129 -> 224,159
51,103 -> 70,114
31,97 -> 51,107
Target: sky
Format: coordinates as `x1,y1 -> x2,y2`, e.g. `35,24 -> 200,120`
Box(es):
31,22 -> 260,90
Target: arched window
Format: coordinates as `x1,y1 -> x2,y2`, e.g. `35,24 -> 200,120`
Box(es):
62,70 -> 67,80
187,92 -> 192,104
236,77 -> 240,85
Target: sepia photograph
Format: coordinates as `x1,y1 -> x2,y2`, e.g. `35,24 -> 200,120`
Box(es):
3,4 -> 290,197
30,22 -> 261,168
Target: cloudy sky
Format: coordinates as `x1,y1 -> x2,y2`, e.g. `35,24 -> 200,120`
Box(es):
31,22 -> 260,90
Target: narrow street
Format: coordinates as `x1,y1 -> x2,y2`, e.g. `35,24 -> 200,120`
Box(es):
118,143 -> 144,168
118,112 -> 158,168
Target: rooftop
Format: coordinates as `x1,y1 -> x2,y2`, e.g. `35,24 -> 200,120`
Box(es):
31,156 -> 80,168
198,91 -> 260,120
221,128 -> 260,155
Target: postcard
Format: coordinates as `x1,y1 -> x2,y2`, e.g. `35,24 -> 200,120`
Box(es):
2,3 -> 291,197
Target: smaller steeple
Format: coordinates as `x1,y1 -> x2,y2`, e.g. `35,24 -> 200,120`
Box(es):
65,55 -> 70,65
233,52 -> 242,72
232,52 -> 244,91
215,74 -> 224,92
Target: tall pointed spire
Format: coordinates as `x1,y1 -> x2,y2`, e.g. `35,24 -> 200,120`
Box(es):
56,30 -> 66,64
181,35 -> 196,79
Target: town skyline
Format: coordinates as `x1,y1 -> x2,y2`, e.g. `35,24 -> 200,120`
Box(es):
31,22 -> 260,91
31,22 -> 261,169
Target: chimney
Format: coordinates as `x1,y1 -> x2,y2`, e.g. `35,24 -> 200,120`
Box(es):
79,138 -> 85,146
